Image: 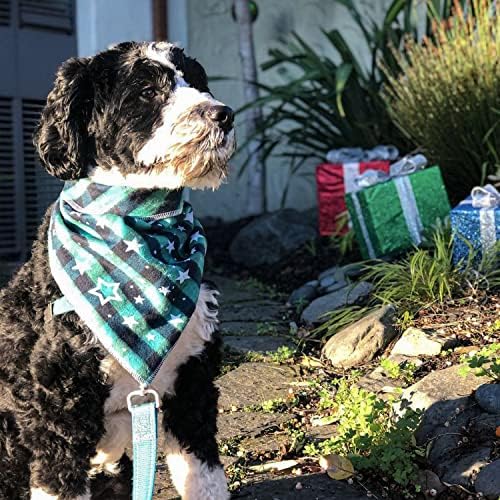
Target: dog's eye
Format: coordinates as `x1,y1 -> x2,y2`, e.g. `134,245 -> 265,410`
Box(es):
140,88 -> 157,99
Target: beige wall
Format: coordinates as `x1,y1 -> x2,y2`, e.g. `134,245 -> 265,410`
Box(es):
185,0 -> 392,220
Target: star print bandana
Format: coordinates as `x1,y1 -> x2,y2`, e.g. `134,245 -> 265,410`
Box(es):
48,179 -> 207,385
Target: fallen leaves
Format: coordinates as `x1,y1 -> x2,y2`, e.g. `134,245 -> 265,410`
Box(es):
319,454 -> 355,480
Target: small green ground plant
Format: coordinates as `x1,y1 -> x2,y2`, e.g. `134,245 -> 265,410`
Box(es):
314,224 -> 500,339
459,343 -> 500,381
304,379 -> 422,488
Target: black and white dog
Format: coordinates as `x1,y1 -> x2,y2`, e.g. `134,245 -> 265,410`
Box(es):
0,41 -> 235,499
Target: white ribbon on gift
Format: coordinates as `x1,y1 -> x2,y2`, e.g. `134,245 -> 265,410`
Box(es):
350,154 -> 428,258
468,185 -> 500,252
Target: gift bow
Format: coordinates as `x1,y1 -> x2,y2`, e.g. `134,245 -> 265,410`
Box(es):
355,154 -> 428,189
471,185 -> 500,209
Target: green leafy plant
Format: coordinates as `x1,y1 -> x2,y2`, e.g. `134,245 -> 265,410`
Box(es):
383,0 -> 500,203
459,343 -> 500,381
304,379 -> 422,487
380,358 -> 418,385
238,0 -> 469,201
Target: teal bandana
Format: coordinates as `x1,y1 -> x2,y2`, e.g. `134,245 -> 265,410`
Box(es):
48,179 -> 207,385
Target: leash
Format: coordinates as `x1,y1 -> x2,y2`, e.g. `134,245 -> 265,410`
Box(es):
48,298 -> 160,500
127,387 -> 161,500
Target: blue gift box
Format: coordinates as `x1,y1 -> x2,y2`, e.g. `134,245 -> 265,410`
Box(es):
451,185 -> 500,265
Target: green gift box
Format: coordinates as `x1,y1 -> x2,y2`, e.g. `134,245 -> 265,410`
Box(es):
345,166 -> 450,259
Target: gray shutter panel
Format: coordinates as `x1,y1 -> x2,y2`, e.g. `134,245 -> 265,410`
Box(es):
0,0 -> 10,26
0,97 -> 19,254
22,99 -> 62,246
19,0 -> 73,34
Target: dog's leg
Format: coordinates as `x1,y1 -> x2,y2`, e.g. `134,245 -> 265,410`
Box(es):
20,321 -> 109,500
162,284 -> 229,500
164,431 -> 228,500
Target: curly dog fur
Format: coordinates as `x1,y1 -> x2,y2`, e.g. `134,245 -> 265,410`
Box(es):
0,41 -> 234,500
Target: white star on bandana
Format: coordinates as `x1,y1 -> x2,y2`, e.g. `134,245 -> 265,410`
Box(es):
166,239 -> 175,253
134,295 -> 145,305
123,316 -> 139,329
124,238 -> 143,253
169,314 -> 184,328
159,286 -> 172,296
190,231 -> 203,242
176,269 -> 190,284
89,278 -> 123,306
72,259 -> 91,276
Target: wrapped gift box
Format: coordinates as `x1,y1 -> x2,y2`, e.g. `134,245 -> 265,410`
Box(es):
451,185 -> 500,265
345,166 -> 450,259
316,161 -> 390,236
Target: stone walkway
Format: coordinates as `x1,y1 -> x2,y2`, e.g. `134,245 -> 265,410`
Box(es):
152,275 -> 367,499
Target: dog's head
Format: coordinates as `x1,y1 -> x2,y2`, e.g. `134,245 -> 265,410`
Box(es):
34,41 -> 235,190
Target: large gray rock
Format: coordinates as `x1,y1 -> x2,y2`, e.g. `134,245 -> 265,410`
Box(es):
475,383 -> 500,414
216,362 -> 299,410
391,327 -> 456,357
402,366 -> 490,429
229,209 -> 316,267
301,281 -> 373,325
321,305 -> 397,368
438,447 -> 491,487
475,459 -> 500,499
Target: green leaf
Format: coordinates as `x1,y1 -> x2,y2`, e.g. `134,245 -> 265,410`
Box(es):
335,63 -> 353,117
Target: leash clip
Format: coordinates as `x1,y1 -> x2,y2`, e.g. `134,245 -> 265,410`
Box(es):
127,387 -> 161,412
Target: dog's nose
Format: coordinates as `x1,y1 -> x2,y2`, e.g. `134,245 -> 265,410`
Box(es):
208,105 -> 234,131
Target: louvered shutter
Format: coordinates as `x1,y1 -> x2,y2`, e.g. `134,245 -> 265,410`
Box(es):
0,0 -> 10,26
22,100 -> 62,246
0,97 -> 19,254
19,0 -> 73,33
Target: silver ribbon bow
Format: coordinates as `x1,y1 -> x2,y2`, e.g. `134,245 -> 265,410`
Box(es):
471,185 -> 500,208
350,154 -> 428,258
355,154 -> 428,189
469,184 -> 499,252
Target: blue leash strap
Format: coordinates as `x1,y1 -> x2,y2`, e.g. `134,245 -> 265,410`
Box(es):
127,388 -> 161,500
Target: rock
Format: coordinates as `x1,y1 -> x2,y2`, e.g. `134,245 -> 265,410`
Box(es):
229,209 -> 316,268
401,365 -> 490,441
216,362 -> 299,410
221,320 -> 288,337
438,447 -> 491,487
224,335 -> 294,354
416,470 -> 446,498
287,284 -> 318,307
318,266 -> 343,281
475,459 -> 500,499
220,301 -> 285,323
321,305 -> 397,368
475,383 -> 500,414
342,262 -> 365,279
391,327 -> 456,357
233,472 -> 368,499
319,274 -> 347,294
217,411 -> 292,442
301,282 -> 373,325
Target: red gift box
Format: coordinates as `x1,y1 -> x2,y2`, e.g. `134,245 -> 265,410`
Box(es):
316,161 -> 391,236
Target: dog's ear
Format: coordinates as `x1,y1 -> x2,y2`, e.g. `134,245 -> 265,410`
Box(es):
34,57 -> 94,180
183,56 -> 210,93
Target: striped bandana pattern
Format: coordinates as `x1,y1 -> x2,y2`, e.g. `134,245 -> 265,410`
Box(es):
48,179 -> 206,385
